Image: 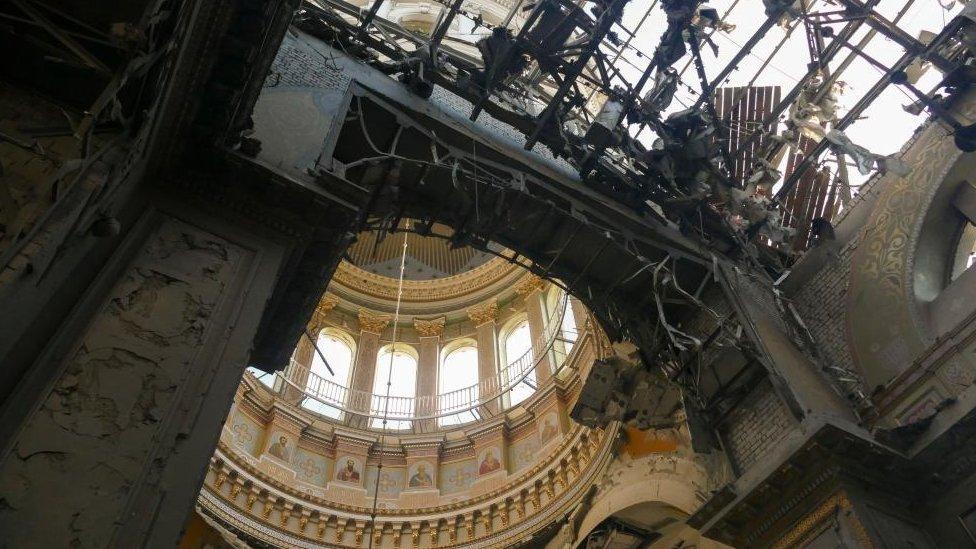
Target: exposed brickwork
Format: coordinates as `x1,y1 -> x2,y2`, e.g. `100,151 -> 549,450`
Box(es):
792,237 -> 862,391
720,379 -> 797,472
265,34 -> 349,91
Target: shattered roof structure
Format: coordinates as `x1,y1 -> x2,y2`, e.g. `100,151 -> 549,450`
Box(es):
298,0 -> 970,257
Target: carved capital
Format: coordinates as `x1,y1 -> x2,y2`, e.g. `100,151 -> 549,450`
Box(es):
467,300 -> 499,325
309,294 -> 340,332
413,317 -> 445,337
358,309 -> 391,334
514,275 -> 545,296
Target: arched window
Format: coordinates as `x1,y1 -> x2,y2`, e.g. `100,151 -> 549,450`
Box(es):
371,345 -> 418,429
504,320 -> 536,407
951,220 -> 976,281
547,289 -> 579,365
302,331 -> 354,419
439,345 -> 479,426
560,299 -> 578,351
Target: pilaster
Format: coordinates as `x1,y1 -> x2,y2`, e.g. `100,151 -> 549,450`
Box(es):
468,300 -> 500,416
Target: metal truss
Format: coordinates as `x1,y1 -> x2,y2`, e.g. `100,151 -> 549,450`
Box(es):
299,0 -> 975,266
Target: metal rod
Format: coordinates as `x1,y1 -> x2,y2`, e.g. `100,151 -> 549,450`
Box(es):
11,0 -> 112,75
303,328 -> 336,376
773,18 -> 963,201
525,0 -> 628,149
429,0 -> 466,52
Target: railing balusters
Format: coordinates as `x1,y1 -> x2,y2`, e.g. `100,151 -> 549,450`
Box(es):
277,294 -> 579,423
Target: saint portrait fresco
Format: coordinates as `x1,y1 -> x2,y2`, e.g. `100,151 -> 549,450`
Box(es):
267,435 -> 290,461
408,462 -> 433,488
478,448 -> 502,475
336,457 -> 362,483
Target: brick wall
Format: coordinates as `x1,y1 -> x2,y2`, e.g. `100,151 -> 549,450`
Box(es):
792,237 -> 861,389
265,33 -> 350,91
720,379 -> 797,472
784,124 -> 928,395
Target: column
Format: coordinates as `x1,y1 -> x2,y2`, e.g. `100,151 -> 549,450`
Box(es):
413,317 -> 444,432
518,276 -> 553,385
348,309 -> 389,428
467,300 -> 500,416
283,294 -> 339,403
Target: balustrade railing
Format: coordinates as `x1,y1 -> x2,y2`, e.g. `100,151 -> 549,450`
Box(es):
269,294 -> 580,425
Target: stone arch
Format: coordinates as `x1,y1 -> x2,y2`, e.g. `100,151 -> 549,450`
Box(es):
847,102 -> 976,389
573,474 -> 701,543
247,57 -> 717,400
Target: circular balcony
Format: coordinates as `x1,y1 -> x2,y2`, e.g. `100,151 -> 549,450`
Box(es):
261,291 -> 577,431
200,294 -> 616,548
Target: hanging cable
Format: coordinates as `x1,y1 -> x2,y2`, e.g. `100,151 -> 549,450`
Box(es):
368,230 -> 409,548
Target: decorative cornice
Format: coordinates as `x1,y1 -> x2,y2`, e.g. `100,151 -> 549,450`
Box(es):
467,300 -> 499,325
772,492 -> 871,549
414,317 -> 446,337
514,275 -> 545,296
207,419 -> 614,533
332,259 -> 522,304
357,309 -> 391,334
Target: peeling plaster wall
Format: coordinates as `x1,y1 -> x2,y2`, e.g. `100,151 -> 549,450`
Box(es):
0,211 -> 285,547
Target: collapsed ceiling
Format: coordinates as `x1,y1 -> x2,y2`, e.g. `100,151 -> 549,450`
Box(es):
294,0 -> 972,265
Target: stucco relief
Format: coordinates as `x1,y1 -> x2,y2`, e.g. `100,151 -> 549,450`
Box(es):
231,411 -> 262,456
439,458 -> 476,494
849,118 -> 963,387
365,466 -> 406,499
0,217 -> 243,546
294,447 -> 331,486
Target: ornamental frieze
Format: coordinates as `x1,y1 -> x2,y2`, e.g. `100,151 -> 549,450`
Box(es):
332,259 -> 522,302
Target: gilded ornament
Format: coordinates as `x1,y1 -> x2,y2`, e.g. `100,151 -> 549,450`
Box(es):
413,317 -> 445,337
773,493 -> 872,549
514,275 -> 545,296
230,483 -> 242,500
358,309 -> 391,333
214,472 -> 227,489
467,300 -> 499,325
246,493 -> 258,510
299,516 -> 309,532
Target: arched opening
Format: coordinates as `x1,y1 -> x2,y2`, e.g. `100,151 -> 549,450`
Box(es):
438,343 -> 479,426
302,329 -> 355,419
371,344 -> 419,429
503,319 -> 535,408
546,287 -> 578,367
